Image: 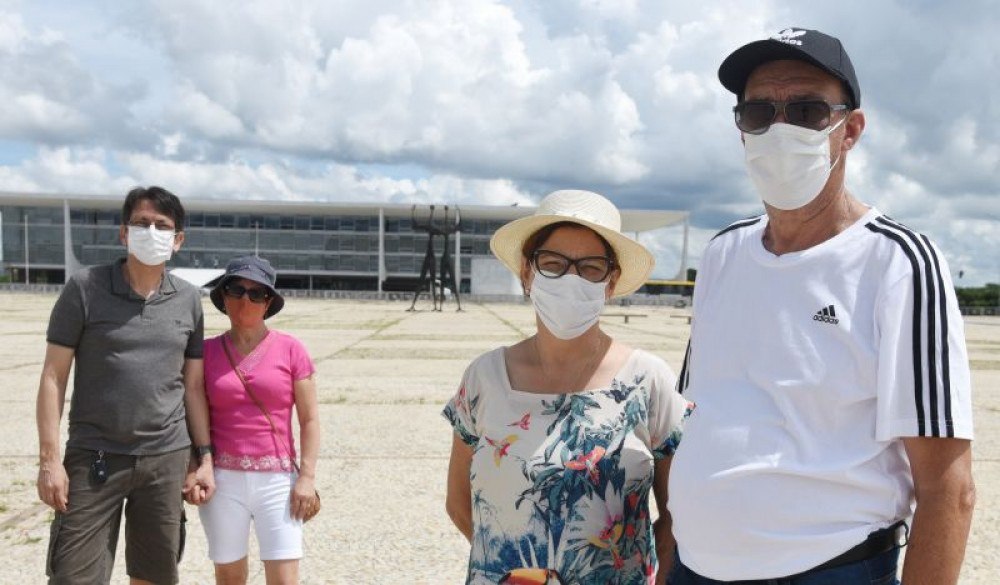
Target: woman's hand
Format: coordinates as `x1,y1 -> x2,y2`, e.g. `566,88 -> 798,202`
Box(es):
182,468 -> 204,505
290,474 -> 318,521
182,455 -> 215,505
291,374 -> 320,521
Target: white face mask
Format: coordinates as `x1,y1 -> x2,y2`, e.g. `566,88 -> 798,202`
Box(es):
743,118 -> 846,210
529,272 -> 607,340
127,225 -> 176,266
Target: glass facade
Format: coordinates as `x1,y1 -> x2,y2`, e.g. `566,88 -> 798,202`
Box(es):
2,206 -> 66,270
0,203 -> 507,289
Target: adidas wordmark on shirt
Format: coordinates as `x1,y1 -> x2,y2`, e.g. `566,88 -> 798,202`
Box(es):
669,207 -> 973,580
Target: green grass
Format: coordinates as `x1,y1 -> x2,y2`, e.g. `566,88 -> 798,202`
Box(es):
969,360 -> 1000,371
372,333 -> 518,342
318,394 -> 349,404
334,347 -> 477,360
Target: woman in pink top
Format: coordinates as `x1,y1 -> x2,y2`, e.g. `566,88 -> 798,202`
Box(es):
191,255 -> 320,585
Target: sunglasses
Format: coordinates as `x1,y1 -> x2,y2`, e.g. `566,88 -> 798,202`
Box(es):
223,282 -> 272,303
532,249 -> 615,283
499,568 -> 564,585
734,99 -> 849,135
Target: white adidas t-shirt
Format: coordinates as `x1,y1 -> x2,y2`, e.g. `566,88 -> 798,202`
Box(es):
668,207 -> 973,580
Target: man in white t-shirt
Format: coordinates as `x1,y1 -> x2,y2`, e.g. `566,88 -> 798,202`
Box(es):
667,28 -> 975,584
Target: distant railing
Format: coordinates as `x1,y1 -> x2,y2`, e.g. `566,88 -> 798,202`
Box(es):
14,283 -> 989,315
0,284 -> 688,307
0,283 -> 65,294
959,306 -> 999,316
274,290 -> 691,306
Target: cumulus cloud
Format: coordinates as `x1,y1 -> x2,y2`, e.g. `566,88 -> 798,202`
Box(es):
138,0 -> 758,191
0,147 -> 128,193
0,0 -> 996,284
0,9 -> 147,147
0,145 -> 535,209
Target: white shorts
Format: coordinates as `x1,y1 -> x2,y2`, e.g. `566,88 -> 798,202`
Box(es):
199,468 -> 303,563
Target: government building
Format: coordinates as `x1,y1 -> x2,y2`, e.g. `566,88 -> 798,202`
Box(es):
0,191 -> 688,294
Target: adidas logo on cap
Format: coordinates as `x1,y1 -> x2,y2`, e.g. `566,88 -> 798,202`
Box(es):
813,305 -> 839,325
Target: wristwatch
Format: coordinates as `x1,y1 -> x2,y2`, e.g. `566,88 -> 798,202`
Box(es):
193,444 -> 214,459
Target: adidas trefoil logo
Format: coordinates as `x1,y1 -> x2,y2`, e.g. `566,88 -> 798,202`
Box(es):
771,28 -> 806,46
813,305 -> 839,325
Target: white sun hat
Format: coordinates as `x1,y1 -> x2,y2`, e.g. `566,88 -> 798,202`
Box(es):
489,189 -> 654,297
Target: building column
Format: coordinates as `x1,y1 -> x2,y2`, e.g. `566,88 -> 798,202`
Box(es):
24,212 -> 29,284
454,216 -> 461,291
676,213 -> 690,281
377,207 -> 385,293
63,199 -> 83,281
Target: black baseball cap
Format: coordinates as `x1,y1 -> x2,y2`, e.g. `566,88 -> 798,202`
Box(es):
719,28 -> 861,108
210,255 -> 285,319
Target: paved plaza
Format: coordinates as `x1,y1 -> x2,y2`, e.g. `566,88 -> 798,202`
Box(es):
0,291 -> 996,583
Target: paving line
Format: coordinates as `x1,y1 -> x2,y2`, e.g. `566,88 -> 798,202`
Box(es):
314,313 -> 416,364
0,502 -> 49,531
476,302 -> 531,338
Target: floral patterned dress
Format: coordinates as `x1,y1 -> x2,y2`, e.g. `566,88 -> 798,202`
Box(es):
444,347 -> 693,585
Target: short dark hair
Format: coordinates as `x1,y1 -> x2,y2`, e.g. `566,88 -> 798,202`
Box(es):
122,186 -> 186,230
521,221 -> 617,264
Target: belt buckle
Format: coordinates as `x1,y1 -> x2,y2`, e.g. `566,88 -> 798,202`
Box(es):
889,520 -> 910,547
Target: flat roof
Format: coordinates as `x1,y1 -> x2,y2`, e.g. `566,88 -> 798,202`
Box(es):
0,190 -> 687,233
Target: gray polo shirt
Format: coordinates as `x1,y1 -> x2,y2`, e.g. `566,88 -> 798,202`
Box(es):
46,258 -> 204,455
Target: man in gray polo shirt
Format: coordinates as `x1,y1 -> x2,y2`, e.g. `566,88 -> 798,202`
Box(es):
36,186 -> 215,585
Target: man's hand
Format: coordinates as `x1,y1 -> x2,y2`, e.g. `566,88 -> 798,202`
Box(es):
37,460 -> 69,512
36,344 -> 74,513
181,358 -> 215,505
182,457 -> 215,505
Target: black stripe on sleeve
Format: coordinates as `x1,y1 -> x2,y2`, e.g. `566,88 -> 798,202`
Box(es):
876,218 -> 954,437
711,217 -> 762,240
922,234 -> 954,437
677,338 -> 691,394
876,216 -> 943,437
865,221 -> 927,436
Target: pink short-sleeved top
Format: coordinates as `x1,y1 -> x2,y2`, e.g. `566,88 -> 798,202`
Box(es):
204,330 -> 315,472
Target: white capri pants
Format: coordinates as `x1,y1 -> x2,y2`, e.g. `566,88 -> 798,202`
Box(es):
199,468 -> 303,563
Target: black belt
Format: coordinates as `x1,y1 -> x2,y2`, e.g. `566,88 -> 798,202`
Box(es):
800,520 -> 908,575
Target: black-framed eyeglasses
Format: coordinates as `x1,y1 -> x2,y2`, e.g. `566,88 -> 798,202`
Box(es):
223,282 -> 272,303
734,99 -> 849,135
499,568 -> 564,585
532,249 -> 614,283
127,220 -> 177,233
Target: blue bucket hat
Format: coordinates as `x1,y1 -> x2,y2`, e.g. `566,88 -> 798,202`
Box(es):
210,255 -> 285,319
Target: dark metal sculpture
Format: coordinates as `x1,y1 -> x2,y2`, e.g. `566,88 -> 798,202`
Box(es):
437,205 -> 463,311
407,204 -> 463,311
407,205 -> 441,311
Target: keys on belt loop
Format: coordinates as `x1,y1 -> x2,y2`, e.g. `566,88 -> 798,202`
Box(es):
90,450 -> 109,484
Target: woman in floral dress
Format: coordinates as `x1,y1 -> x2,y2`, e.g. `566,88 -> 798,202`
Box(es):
444,190 -> 694,585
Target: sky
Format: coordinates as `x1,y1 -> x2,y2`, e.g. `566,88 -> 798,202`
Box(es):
0,0 -> 997,284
